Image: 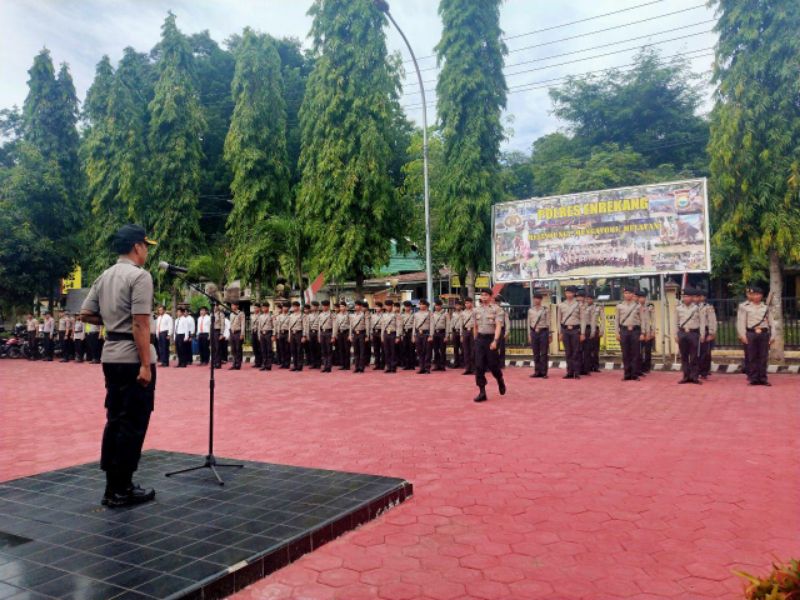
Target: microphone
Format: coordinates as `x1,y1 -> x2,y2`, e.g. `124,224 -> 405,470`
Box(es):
158,261 -> 189,275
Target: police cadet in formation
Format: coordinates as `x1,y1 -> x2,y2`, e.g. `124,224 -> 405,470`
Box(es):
616,286 -> 644,381
301,304 -> 312,365
495,296 -> 510,368
318,300 -> 334,372
698,291 -> 717,379
41,311 -> 55,360
585,293 -> 603,373
381,299 -> 400,373
277,303 -> 291,368
196,306 -> 210,365
369,302 -> 384,370
256,301 -> 273,370
736,284 -> 773,386
576,289 -> 591,375
412,299 -> 433,374
348,300 -> 368,373
333,301 -> 351,369
450,300 -> 463,368
558,286 -> 584,379
57,311 -> 73,362
673,287 -> 706,384
527,292 -> 551,378
461,297 -> 476,374
211,305 -> 224,368
250,303 -> 262,369
155,305 -> 172,367
287,301 -> 308,371
401,301 -> 416,370
308,301 -> 321,368
431,299 -> 449,371
636,291 -> 654,376
73,315 -> 85,362
176,307 -> 196,367
473,288 -> 507,402
739,286 -> 753,375
25,313 -> 39,360
80,224 -> 158,508
228,302 -> 245,370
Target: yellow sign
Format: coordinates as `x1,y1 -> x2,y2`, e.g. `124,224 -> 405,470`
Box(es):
603,305 -> 620,351
62,266 -> 82,292
451,275 -> 490,289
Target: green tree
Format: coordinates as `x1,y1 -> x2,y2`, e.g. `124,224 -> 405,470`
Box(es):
500,150 -> 535,200
147,12 -> 205,268
224,29 -> 290,287
298,0 -> 407,292
708,0 -> 800,360
435,0 -> 507,297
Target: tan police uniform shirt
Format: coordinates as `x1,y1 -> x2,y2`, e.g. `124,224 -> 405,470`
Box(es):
701,303 -> 717,337
349,311 -> 368,334
736,302 -> 775,341
450,311 -> 462,338
229,311 -> 245,334
527,305 -> 549,331
288,311 -> 309,337
333,312 -> 350,337
317,310 -> 334,333
673,303 -> 706,337
557,299 -> 584,330
461,308 -> 475,334
73,320 -> 85,340
432,310 -> 449,333
615,300 -> 643,335
474,304 -> 503,335
412,310 -> 432,341
258,311 -> 274,335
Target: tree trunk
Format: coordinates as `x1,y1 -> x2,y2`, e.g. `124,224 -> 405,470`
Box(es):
466,266 -> 476,300
296,255 -> 304,307
171,287 -> 178,318
458,269 -> 467,299
355,271 -> 365,299
768,250 -> 785,362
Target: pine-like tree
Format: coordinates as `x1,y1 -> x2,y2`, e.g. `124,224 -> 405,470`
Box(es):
435,0 -> 507,296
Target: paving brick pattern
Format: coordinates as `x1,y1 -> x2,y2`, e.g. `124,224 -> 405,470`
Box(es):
1,361 -> 798,599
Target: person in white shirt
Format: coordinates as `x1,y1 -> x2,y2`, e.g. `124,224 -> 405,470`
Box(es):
155,305 -> 173,367
174,308 -> 195,368
196,307 -> 211,365
221,315 -> 231,363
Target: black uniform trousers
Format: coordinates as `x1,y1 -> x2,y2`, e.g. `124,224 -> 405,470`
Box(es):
175,333 -> 186,366
352,331 -> 367,371
746,329 -> 769,384
699,337 -> 713,377
230,331 -> 243,368
101,363 -> 155,490
580,326 -> 592,374
58,332 -> 69,360
640,339 -> 653,374
211,331 -> 222,367
337,332 -> 350,369
590,332 -> 601,371
278,332 -> 290,368
432,331 -> 447,370
198,333 -> 210,364
252,331 -> 262,367
415,334 -> 432,372
530,328 -> 549,376
451,332 -> 462,368
290,331 -> 303,370
371,331 -> 383,369
157,332 -> 170,366
44,333 -> 54,360
462,330 -> 475,373
74,338 -> 84,361
27,331 -> 38,359
678,329 -> 700,382
403,331 -> 416,368
309,331 -> 320,368
620,326 -> 641,380
258,331 -> 273,368
87,332 -> 100,362
383,331 -> 397,371
561,325 -> 581,376
321,330 -> 333,370
475,333 -> 504,389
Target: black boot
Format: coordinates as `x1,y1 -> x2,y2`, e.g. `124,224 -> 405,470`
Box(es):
474,387 -> 487,403
498,379 -> 506,396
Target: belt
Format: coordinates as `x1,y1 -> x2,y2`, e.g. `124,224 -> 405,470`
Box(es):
435,329 -> 447,333
106,332 -> 134,341
531,327 -> 549,332
561,324 -> 578,330
747,327 -> 769,333
477,333 -> 494,338
681,328 -> 700,333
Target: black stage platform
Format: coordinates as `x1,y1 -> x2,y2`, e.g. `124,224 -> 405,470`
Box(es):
0,450 -> 412,599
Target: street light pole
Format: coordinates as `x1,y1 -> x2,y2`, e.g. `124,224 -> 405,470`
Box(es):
376,0 -> 434,302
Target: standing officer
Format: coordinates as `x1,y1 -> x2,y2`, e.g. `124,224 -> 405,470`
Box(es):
584,293 -> 601,373
527,292 -> 550,378
155,305 -> 172,367
401,301 -> 416,370
450,301 -> 463,369
616,286 -> 644,381
737,284 -> 773,386
25,313 -> 39,360
80,224 -> 157,508
301,304 -> 312,365
277,303 -> 291,368
590,295 -> 604,372
196,306 -> 210,365
212,305 -> 224,368
558,286 -> 584,379
674,287 -> 706,384
257,301 -> 274,370
58,311 -> 70,362
228,302 -> 245,370
73,315 -> 85,362
288,301 -> 308,371
348,300 -> 368,373
431,299 -> 449,371
318,300 -> 334,372
370,301 -> 384,370
412,299 -> 433,374
308,301 -> 321,368
635,290 -> 652,376
85,321 -> 101,363
381,299 -> 399,373
333,301 -> 351,370
41,311 -> 55,361
251,303 -> 262,369
739,286 -> 753,375
461,297 -> 475,375
473,289 -> 506,402
174,308 -> 187,367
576,289 -> 590,375
698,291 -> 717,379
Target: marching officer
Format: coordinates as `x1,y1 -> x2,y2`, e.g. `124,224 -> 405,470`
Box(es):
196,306 -> 210,365
333,301 -> 351,370
431,299 -> 449,371
673,287 -> 706,384
527,292 -> 550,378
318,300 -> 334,372
257,301 -> 274,370
349,300 -> 369,373
557,286 -> 584,379
381,299 -> 400,373
251,303 -> 262,369
412,299 -> 433,374
736,284 -> 773,386
473,289 -> 506,402
401,301 -> 416,370
370,302 -> 384,370
288,301 -> 308,371
698,291 -> 717,379
461,297 -> 475,375
616,286 -> 644,381
228,302 -> 245,370
450,300 -> 463,369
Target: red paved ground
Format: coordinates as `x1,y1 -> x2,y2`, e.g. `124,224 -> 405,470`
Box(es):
1,360 -> 798,600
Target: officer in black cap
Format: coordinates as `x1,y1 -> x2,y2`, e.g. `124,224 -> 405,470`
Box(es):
557,286 -> 584,379
80,224 -> 158,507
616,286 -> 643,381
736,284 -> 774,385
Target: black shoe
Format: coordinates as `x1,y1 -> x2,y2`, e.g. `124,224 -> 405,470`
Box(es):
529,373 -> 538,378
690,379 -> 702,385
759,381 -> 772,386
462,370 -> 473,375
498,380 -> 506,396
474,390 -> 487,403
60,359 -> 69,363
563,374 -> 573,379
103,484 -> 156,508
573,375 -> 580,380
678,378 -> 689,384
630,377 -> 639,381
541,375 -> 548,379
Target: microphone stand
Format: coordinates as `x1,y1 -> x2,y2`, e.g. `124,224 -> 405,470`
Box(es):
165,272 -> 243,485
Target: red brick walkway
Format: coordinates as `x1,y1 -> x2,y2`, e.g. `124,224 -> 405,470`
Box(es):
1,361 -> 798,599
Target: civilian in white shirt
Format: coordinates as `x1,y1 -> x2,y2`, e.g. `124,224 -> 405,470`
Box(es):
174,308 -> 196,368
196,307 -> 211,365
155,305 -> 173,367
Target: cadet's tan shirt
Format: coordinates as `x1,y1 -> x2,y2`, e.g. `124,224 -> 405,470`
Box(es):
402,311 -> 415,333
450,311 -> 462,336
277,313 -> 290,333
81,256 -> 156,363
317,310 -> 334,332
461,308 -> 475,332
382,311 -> 401,336
412,310 -> 432,340
58,317 -> 68,332
527,305 -> 549,331
229,311 -> 245,334
213,308 -> 224,331
258,312 -> 274,334
673,303 -> 707,337
288,311 -> 309,336
251,313 -> 262,339
474,304 -> 503,335
616,300 -> 643,335
558,299 -> 584,329
349,311 -> 368,334
701,303 -> 717,336
736,301 -> 774,341
432,310 -> 449,333
308,311 -> 320,332
333,312 -> 350,336
26,318 -> 37,332
73,320 -> 85,340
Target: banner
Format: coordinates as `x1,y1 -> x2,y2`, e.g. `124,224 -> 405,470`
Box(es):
61,265 -> 82,293
492,178 -> 710,282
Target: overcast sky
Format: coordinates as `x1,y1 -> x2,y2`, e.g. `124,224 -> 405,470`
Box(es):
0,0 -> 718,152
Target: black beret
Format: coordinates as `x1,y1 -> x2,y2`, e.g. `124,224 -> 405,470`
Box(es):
623,286 -> 636,293
454,299 -> 463,305
292,301 -> 300,307
635,290 -> 647,298
419,299 -> 430,306
575,289 -> 586,297
321,300 -> 330,306
533,292 -> 543,299
303,304 -> 310,310
312,301 -> 320,306
434,299 -> 443,306
682,287 -> 695,296
750,285 -> 764,294
339,301 -> 347,307
384,299 -> 393,306
252,302 -> 261,307
478,288 -> 492,295
262,301 -> 269,307
403,300 -> 412,307
565,286 -> 577,293
464,297 -> 473,302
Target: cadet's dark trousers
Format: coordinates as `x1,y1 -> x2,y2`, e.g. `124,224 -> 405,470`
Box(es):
211,332 -> 222,367
451,333 -> 462,368
352,331 -> 367,371
678,329 -> 700,382
432,331 -> 447,370
279,333 -> 290,367
44,334 -> 54,360
309,331 -> 320,368
74,338 -> 84,361
383,332 -> 397,371
101,363 -> 155,491
699,338 -> 713,376
198,333 -> 210,364
580,326 -> 592,374
230,331 -> 243,368
415,335 -> 432,372
321,331 -> 333,370
27,331 -> 38,359
87,333 -> 100,362
158,332 -> 170,366
290,331 -> 303,370
475,334 -> 504,390
337,332 -> 350,369
371,332 -> 383,369
252,332 -> 262,368
641,339 -> 653,373
531,328 -> 549,376
590,334 -> 601,371
620,326 -> 641,380
175,334 -> 186,366
58,332 -> 69,360
561,326 -> 581,376
746,329 -> 769,384
462,331 -> 475,373
259,331 -> 273,368
403,331 -> 416,368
